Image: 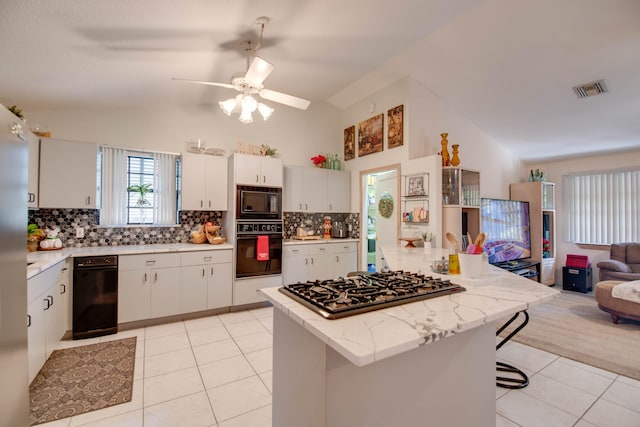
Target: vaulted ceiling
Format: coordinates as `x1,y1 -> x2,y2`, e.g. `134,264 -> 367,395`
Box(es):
2,0 -> 639,161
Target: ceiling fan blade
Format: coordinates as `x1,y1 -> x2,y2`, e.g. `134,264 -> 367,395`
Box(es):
172,78 -> 235,90
245,56 -> 275,85
259,89 -> 310,110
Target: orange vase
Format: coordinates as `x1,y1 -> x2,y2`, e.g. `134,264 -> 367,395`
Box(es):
451,144 -> 460,166
440,133 -> 450,166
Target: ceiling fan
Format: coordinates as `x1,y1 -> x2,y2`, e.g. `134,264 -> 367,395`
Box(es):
173,16 -> 310,122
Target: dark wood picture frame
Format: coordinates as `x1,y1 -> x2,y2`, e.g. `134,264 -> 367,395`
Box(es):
358,113 -> 384,157
344,125 -> 355,161
388,104 -> 404,149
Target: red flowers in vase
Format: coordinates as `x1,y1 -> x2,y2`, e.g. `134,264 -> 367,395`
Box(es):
542,238 -> 551,258
311,154 -> 326,167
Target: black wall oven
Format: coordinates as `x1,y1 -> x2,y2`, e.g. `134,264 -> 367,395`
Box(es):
235,220 -> 283,278
236,186 -> 282,219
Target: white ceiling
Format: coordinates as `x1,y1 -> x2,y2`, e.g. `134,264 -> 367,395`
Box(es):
2,0 -> 639,162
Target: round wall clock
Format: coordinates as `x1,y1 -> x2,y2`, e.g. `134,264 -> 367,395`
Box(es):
378,192 -> 394,218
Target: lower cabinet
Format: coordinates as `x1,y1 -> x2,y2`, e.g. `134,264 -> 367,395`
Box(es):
180,250 -> 233,312
283,242 -> 358,284
27,261 -> 66,383
118,249 -> 233,324
118,253 -> 182,323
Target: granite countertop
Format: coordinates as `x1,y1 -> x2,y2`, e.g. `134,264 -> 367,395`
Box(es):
259,243 -> 560,367
27,243 -> 233,279
283,238 -> 359,246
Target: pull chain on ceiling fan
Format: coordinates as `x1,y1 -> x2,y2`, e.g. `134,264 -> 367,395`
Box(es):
173,16 -> 310,123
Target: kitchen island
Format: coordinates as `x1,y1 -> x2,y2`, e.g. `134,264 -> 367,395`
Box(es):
259,243 -> 559,427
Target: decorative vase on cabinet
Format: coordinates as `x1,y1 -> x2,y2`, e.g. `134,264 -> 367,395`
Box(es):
440,133 -> 450,167
451,144 -> 460,166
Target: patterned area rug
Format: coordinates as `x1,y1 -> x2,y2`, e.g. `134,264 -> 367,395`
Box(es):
497,290 -> 640,380
30,337 -> 136,425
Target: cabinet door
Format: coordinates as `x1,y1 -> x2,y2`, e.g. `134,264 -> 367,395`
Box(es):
283,166 -> 305,212
304,168 -> 327,212
207,262 -> 233,309
118,270 -> 151,323
283,248 -> 309,285
59,261 -> 72,333
334,243 -> 358,278
27,134 -> 39,208
39,139 -> 98,208
327,170 -> 351,212
180,265 -> 209,313
205,156 -> 228,211
27,297 -> 47,383
260,156 -> 283,187
45,285 -> 62,359
308,252 -> 334,281
181,153 -> 207,210
150,267 -> 181,318
235,154 -> 263,185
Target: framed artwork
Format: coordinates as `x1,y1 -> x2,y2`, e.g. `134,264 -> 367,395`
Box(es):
358,113 -> 384,157
406,174 -> 427,197
387,104 -> 403,149
344,125 -> 355,161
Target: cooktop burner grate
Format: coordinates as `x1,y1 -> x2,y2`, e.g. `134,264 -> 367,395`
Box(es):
279,270 -> 465,319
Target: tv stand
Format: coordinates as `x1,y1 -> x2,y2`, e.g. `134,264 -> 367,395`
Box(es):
494,260 -> 541,283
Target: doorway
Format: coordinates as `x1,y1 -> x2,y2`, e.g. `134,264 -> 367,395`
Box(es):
360,164 -> 401,272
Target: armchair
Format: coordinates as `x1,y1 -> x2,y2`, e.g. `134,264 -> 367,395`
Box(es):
596,243 -> 640,282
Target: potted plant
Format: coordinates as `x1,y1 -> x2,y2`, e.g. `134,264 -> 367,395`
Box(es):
422,232 -> 433,253
127,183 -> 153,206
27,223 -> 44,252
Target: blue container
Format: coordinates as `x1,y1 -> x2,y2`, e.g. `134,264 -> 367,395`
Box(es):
367,263 -> 376,273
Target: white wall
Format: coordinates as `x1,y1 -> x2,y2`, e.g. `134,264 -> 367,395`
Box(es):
525,148 -> 640,283
28,102 -> 341,167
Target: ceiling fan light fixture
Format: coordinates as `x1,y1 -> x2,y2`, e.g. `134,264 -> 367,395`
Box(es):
257,102 -> 274,120
241,95 -> 258,112
239,107 -> 254,124
219,97 -> 237,115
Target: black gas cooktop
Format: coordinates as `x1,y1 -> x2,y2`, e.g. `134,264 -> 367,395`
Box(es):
279,270 -> 465,319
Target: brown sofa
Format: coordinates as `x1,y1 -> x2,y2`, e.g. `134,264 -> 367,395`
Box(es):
596,242 -> 640,282
595,280 -> 640,324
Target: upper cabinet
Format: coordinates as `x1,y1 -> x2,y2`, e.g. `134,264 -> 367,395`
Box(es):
27,133 -> 39,208
442,167 -> 480,247
39,139 -> 98,209
283,165 -> 350,213
233,153 -> 283,187
181,153 -> 228,211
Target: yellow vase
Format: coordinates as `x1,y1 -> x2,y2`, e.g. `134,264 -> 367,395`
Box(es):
440,133 -> 450,167
451,144 -> 460,166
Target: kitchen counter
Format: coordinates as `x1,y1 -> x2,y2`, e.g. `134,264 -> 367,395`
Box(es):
282,237 -> 359,246
27,243 -> 232,279
260,243 -> 560,427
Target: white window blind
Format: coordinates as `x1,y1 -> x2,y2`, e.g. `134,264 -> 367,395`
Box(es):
564,169 -> 640,244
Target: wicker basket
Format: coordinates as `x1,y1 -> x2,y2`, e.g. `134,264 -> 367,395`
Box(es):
191,233 -> 207,244
205,225 -> 222,244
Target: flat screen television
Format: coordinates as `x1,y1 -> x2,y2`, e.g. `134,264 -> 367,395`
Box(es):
480,198 -> 531,264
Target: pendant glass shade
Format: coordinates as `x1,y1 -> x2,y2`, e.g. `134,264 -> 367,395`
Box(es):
257,103 -> 274,120
219,93 -> 272,123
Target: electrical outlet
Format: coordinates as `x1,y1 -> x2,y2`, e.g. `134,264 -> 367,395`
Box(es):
76,228 -> 85,238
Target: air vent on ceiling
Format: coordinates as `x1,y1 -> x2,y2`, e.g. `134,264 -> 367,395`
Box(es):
573,79 -> 607,99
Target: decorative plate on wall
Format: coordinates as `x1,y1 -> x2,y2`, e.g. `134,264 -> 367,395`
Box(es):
378,192 -> 394,218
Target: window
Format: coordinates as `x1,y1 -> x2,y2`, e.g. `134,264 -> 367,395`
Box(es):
564,168 -> 640,244
100,146 -> 179,226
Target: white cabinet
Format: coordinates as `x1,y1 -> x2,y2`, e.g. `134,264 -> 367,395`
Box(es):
27,262 -> 65,383
39,139 -> 98,208
182,153 -> 228,211
283,241 -> 358,284
118,253 -> 181,323
180,250 -> 232,312
283,166 -> 350,213
27,133 -> 39,208
233,153 -> 283,187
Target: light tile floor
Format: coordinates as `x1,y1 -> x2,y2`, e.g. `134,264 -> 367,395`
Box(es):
40,306 -> 640,427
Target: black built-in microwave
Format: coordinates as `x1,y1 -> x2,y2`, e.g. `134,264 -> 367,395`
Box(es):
236,185 -> 282,219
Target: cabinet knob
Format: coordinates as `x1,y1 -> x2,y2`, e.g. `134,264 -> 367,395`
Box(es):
27,314 -> 31,328
86,196 -> 91,205
256,174 -> 259,182
60,284 -> 66,294
146,260 -> 156,266
204,256 -> 212,261
329,204 -> 333,211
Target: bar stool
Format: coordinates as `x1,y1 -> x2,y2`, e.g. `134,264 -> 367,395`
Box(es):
496,310 -> 529,389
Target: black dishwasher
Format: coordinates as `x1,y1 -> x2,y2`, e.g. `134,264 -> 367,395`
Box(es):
73,255 -> 118,339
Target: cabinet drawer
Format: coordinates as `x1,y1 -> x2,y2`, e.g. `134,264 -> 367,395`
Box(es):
28,262 -> 63,303
308,244 -> 331,255
119,253 -> 180,271
331,242 -> 357,253
181,250 -> 232,266
283,246 -> 309,257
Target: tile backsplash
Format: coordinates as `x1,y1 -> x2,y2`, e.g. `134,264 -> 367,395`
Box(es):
283,212 -> 360,239
28,209 -> 224,247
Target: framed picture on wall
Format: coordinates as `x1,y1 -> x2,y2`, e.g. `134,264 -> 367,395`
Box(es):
358,113 -> 384,157
344,125 -> 355,161
406,174 -> 427,197
387,104 -> 403,149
